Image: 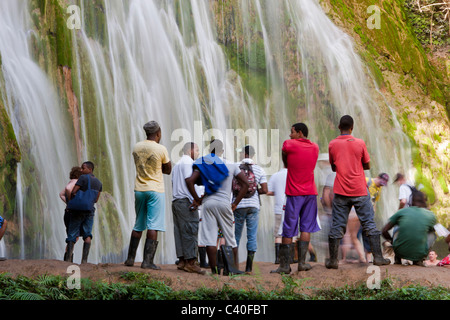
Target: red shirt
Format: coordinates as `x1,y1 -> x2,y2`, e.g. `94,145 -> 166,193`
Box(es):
282,138 -> 319,196
328,135 -> 370,197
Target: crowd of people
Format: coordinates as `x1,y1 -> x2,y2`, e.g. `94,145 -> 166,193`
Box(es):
0,115 -> 448,274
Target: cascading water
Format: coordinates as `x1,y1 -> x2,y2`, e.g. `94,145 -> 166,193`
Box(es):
0,0 -> 77,259
0,0 -> 411,264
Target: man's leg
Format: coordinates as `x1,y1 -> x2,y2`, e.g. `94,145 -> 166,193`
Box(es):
80,213 -> 94,264
233,208 -> 246,249
125,191 -> 147,266
297,195 -> 320,271
353,195 -> 389,266
142,192 -> 165,270
326,194 -> 352,269
65,212 -> 84,262
272,196 -> 299,273
172,200 -> 185,268
245,208 -> 259,273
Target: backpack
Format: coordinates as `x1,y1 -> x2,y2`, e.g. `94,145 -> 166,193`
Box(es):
406,184 -> 419,207
232,163 -> 258,198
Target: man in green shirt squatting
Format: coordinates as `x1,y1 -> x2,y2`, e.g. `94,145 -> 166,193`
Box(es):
382,189 -> 437,266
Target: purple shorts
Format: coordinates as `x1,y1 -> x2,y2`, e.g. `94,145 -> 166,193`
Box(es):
282,195 -> 320,238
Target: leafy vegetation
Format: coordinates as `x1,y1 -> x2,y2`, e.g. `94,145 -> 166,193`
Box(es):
0,272 -> 449,300
404,0 -> 450,48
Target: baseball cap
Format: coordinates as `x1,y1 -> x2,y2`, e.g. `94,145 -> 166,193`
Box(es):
378,173 -> 389,186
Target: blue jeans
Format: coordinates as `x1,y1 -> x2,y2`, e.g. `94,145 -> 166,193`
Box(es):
234,207 -> 259,252
329,194 -> 380,240
66,210 -> 94,243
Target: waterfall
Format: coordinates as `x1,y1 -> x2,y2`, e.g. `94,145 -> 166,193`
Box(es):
0,0 -> 77,259
0,0 -> 411,264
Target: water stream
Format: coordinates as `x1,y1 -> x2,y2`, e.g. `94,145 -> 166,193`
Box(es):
0,0 -> 411,264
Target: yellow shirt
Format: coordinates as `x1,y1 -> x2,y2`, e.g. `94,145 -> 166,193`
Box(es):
133,140 -> 170,193
366,177 -> 382,203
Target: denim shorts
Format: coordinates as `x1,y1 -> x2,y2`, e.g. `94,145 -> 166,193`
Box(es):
66,210 -> 94,243
133,191 -> 166,232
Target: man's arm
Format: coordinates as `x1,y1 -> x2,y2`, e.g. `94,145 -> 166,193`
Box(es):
162,161 -> 172,175
321,186 -> 333,209
282,151 -> 288,169
398,198 -> 407,210
186,170 -> 202,208
232,172 -> 250,211
70,185 -> 81,201
95,191 -> 101,203
362,161 -> 370,170
258,182 -> 268,195
382,221 -> 395,242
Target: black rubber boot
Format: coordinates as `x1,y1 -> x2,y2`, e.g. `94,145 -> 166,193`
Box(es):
81,242 -> 91,264
309,247 -> 317,262
221,245 -> 244,276
368,235 -> 391,266
124,236 -> 140,266
297,241 -> 312,271
141,239 -> 161,270
216,248 -> 224,275
245,251 -> 255,273
270,244 -> 291,274
325,238 -> 340,269
65,242 -> 75,262
274,243 -> 280,264
198,247 -> 209,268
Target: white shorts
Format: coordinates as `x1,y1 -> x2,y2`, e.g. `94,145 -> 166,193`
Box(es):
200,198 -> 237,248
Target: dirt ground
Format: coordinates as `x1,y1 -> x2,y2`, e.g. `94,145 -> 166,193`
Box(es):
1,259 -> 449,293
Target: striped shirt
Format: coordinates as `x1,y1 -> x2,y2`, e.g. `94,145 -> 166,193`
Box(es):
233,159 -> 267,210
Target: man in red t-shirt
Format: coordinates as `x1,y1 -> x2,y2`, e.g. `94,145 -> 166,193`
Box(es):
271,123 -> 320,274
326,115 -> 390,269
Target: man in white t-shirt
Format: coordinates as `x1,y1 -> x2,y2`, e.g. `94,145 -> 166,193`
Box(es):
267,166 -> 287,264
233,145 -> 268,273
171,142 -> 205,274
186,140 -> 249,275
393,173 -> 414,209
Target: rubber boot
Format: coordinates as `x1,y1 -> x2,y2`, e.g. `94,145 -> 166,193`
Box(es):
81,242 -> 91,264
270,244 -> 291,274
63,244 -> 73,262
216,248 -> 224,275
368,235 -> 391,266
124,236 -> 140,266
297,241 -> 312,271
220,245 -> 244,276
325,238 -> 340,269
65,242 -> 75,262
245,251 -> 255,273
198,247 -> 209,268
141,239 -> 161,270
309,247 -> 317,262
274,243 -> 280,264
